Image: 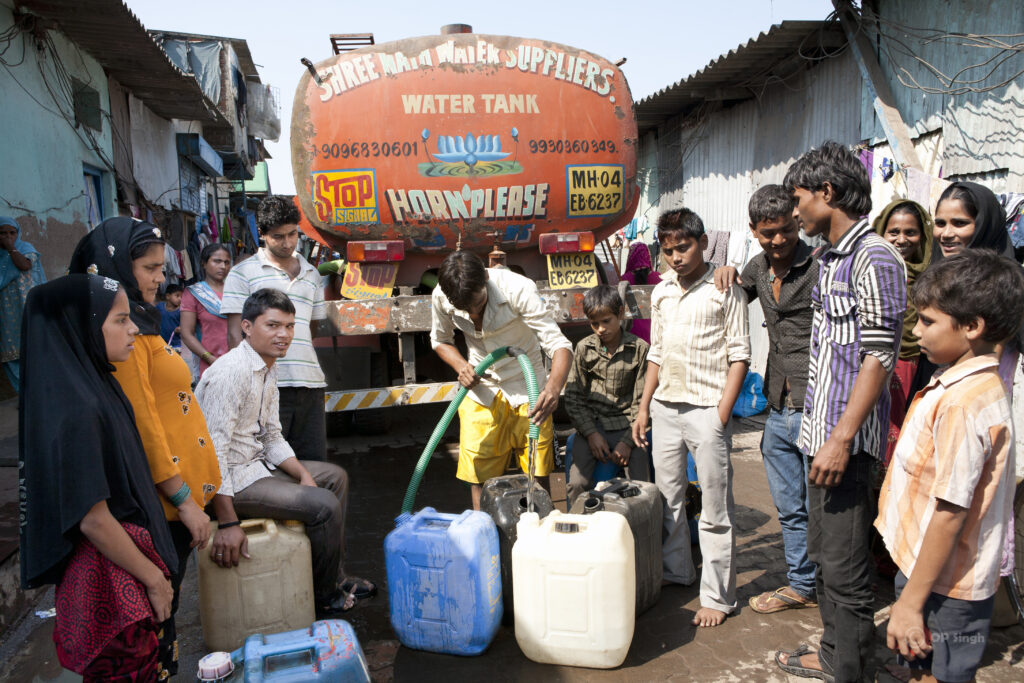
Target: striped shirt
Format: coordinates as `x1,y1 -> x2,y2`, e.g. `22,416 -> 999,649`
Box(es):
799,220 -> 906,458
430,267 -> 572,408
221,249 -> 326,388
194,340 -> 297,497
564,332 -> 649,448
875,355 -> 1015,600
648,265 -> 750,406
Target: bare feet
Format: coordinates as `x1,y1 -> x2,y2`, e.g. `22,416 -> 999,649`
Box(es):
692,606 -> 727,627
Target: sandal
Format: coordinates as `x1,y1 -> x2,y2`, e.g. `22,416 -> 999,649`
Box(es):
749,586 -> 817,614
340,577 -> 378,600
775,644 -> 834,682
317,589 -> 358,617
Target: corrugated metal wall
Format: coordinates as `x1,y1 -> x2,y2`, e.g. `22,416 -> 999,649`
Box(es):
651,50 -> 863,233
863,0 -> 1024,186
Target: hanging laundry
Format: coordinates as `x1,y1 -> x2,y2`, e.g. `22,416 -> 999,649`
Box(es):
703,230 -> 730,268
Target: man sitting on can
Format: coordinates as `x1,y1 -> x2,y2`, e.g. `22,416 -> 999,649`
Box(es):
195,288 -> 376,616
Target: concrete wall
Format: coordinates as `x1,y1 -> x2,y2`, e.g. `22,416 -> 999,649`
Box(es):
0,4 -> 116,279
128,94 -> 180,209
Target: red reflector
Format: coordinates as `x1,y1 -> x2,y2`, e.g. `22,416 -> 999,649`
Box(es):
538,232 -> 596,254
346,240 -> 405,262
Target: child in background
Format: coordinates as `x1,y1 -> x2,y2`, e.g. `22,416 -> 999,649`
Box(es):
564,285 -> 650,508
620,241 -> 662,343
632,207 -> 750,628
157,284 -> 183,349
876,250 -> 1023,683
714,185 -> 819,615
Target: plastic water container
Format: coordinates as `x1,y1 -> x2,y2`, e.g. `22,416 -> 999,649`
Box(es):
479,474 -> 554,621
385,507 -> 502,655
570,478 -> 663,614
196,620 -> 371,682
198,519 -> 316,652
513,510 -> 635,669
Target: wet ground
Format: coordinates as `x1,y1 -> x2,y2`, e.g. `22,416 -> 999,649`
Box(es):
0,406 -> 1021,681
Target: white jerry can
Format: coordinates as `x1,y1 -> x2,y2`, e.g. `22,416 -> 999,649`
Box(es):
512,510 -> 636,668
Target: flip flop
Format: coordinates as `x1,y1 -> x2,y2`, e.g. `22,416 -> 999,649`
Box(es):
749,586 -> 817,614
775,644 -> 834,682
340,577 -> 378,600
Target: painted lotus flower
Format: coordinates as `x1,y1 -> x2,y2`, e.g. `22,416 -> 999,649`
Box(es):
434,133 -> 511,167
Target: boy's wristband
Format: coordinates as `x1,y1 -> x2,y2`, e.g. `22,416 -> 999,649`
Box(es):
217,520 -> 241,530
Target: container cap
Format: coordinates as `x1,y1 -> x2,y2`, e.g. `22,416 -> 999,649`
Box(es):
197,652 -> 234,681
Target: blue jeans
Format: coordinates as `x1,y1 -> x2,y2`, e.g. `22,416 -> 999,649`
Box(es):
760,407 -> 816,599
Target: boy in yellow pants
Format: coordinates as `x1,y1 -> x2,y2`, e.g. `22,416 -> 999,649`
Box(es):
430,251 -> 573,510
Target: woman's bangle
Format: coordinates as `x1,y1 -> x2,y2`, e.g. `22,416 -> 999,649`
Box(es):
201,351 -> 214,362
218,520 -> 241,530
168,483 -> 191,507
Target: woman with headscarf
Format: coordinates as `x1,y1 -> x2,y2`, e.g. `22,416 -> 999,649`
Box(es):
69,217 -> 221,679
0,216 -> 46,391
20,274 -> 176,680
872,199 -> 933,466
619,241 -> 662,343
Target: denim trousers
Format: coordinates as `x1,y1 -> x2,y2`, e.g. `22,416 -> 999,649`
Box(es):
760,407 -> 816,598
232,460 -> 349,603
806,451 -> 875,683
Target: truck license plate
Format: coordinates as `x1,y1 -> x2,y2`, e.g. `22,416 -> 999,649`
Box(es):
340,262 -> 399,300
546,253 -> 598,290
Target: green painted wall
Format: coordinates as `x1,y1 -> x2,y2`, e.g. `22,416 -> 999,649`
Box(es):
0,4 -> 117,279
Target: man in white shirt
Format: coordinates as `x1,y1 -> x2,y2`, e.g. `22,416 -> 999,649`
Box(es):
222,196 -> 328,461
197,289 -> 374,617
430,251 -> 573,510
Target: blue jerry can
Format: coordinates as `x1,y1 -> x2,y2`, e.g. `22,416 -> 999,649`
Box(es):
385,507 -> 502,655
234,619 -> 370,682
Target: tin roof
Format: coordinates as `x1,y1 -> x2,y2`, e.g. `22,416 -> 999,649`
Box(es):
635,20 -> 847,135
18,0 -> 225,124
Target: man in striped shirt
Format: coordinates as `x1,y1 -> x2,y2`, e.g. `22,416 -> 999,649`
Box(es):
774,142 -> 906,683
222,196 -> 328,462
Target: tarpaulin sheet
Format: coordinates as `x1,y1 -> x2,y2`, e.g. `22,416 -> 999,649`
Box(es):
160,38 -> 222,105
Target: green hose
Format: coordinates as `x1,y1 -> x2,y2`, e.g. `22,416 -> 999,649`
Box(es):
401,346 -> 540,513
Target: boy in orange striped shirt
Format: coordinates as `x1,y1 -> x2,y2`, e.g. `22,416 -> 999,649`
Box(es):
875,250 -> 1024,683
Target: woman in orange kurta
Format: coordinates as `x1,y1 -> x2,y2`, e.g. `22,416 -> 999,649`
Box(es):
70,218 -> 220,680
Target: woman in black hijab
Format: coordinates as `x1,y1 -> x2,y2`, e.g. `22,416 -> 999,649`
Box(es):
19,274 -> 176,680
70,217 -> 221,678
932,181 -> 1011,260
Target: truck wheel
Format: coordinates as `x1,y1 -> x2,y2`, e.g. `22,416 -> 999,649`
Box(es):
352,353 -> 393,435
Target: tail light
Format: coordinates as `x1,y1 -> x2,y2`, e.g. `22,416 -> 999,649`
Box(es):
346,240 -> 405,262
538,231 -> 595,254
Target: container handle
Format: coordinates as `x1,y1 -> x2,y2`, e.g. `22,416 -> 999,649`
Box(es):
258,644 -> 316,675
241,519 -> 274,536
